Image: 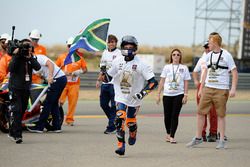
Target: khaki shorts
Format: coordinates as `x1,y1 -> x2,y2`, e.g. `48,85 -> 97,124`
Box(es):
198,87 -> 229,117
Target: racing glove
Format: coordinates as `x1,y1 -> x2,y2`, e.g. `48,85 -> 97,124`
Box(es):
133,90 -> 148,100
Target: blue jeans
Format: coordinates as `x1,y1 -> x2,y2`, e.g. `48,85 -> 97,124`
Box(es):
100,84 -> 116,130
36,76 -> 67,130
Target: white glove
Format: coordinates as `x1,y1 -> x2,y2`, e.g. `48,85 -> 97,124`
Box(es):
72,69 -> 83,76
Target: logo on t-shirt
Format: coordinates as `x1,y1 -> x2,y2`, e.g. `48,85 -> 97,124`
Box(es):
132,65 -> 137,71
179,68 -> 184,73
119,63 -> 123,70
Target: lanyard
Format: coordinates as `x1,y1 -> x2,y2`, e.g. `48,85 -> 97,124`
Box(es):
172,64 -> 179,81
25,62 -> 29,75
210,50 -> 223,69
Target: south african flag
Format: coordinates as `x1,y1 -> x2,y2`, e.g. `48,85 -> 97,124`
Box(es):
64,18 -> 110,65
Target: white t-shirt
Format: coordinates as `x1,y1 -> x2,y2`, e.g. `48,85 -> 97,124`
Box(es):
193,52 -> 206,73
108,56 -> 155,107
160,64 -> 191,96
200,48 -> 236,89
100,48 -> 122,84
35,54 -> 65,79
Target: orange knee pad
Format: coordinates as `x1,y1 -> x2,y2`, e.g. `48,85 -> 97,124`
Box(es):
126,118 -> 137,127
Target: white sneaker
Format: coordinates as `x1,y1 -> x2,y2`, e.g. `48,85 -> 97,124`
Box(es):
216,140 -> 226,149
27,127 -> 43,133
186,137 -> 203,148
47,129 -> 62,133
7,134 -> 16,142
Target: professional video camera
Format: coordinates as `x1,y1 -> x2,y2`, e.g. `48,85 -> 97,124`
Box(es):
7,26 -> 33,56
8,39 -> 33,56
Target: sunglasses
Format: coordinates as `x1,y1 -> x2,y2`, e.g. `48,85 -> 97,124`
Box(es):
172,53 -> 180,56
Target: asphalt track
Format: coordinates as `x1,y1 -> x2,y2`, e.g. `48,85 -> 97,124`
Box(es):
73,100 -> 250,116
0,100 -> 249,167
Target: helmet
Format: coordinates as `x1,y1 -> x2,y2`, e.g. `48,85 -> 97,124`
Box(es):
0,33 -> 11,40
29,29 -> 42,39
120,35 -> 138,50
120,35 -> 138,61
66,37 -> 74,45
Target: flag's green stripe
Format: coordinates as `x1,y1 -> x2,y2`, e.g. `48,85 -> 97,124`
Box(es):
85,21 -> 110,46
73,53 -> 80,62
71,53 -> 80,62
83,19 -> 110,35
73,19 -> 110,45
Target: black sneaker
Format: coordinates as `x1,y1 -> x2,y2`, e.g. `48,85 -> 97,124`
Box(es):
104,128 -> 116,134
15,137 -> 23,144
115,142 -> 125,156
128,130 -> 137,145
7,134 -> 23,144
207,133 -> 217,142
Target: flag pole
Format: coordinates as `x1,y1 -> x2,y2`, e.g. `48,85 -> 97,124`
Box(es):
53,66 -> 64,80
28,86 -> 49,112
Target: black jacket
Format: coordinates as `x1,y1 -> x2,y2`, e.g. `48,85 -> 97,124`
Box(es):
8,54 -> 41,90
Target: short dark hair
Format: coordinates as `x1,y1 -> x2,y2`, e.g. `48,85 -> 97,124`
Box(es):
108,34 -> 118,43
203,41 -> 209,49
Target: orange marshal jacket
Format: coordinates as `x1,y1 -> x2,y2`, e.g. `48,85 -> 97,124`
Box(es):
0,53 -> 11,83
55,52 -> 87,85
34,44 -> 47,55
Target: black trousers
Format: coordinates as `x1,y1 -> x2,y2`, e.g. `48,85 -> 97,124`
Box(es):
9,89 -> 30,138
162,94 -> 184,138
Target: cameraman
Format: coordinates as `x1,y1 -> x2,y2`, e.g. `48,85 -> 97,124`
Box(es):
8,39 -> 41,144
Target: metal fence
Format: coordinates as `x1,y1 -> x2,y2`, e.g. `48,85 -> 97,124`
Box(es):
80,72 -> 250,90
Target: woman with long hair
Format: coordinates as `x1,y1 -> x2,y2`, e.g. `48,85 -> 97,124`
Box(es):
156,48 -> 191,143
